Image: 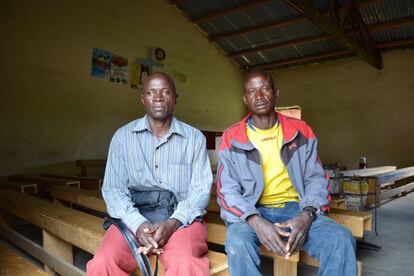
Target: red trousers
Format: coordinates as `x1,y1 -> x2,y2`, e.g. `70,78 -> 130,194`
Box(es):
87,221 -> 209,276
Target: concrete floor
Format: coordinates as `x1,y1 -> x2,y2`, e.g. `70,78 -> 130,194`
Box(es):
1,192 -> 413,275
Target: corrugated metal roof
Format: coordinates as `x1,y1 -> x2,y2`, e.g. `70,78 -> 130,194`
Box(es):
175,0 -> 414,69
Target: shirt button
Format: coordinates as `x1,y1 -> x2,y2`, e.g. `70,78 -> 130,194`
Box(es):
155,165 -> 158,169
159,181 -> 162,184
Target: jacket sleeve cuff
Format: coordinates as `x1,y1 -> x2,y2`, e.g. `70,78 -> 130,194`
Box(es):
299,200 -> 324,214
124,211 -> 148,234
240,209 -> 260,222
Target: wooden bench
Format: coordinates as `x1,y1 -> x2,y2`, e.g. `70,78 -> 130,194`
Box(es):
208,190 -> 370,239
329,197 -> 346,209
340,166 -> 397,178
365,166 -> 414,208
40,173 -> 102,190
7,174 -> 80,192
0,244 -> 50,275
0,190 -> 229,275
0,180 -> 38,194
50,185 -> 366,275
76,159 -> 106,177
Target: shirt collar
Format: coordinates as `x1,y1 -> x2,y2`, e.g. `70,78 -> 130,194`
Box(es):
132,114 -> 186,137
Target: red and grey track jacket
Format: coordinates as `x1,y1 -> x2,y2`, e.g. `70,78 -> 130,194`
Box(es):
216,112 -> 329,224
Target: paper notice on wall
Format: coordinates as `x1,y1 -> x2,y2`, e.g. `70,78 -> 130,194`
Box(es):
110,54 -> 128,84
91,48 -> 112,80
130,62 -> 149,90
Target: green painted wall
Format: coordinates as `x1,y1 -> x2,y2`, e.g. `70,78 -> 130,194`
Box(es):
0,0 -> 245,176
273,50 -> 414,169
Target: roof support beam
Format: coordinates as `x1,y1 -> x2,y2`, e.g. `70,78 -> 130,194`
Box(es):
210,0 -> 381,41
191,0 -> 271,24
280,0 -> 382,69
229,17 -> 414,58
251,38 -> 414,70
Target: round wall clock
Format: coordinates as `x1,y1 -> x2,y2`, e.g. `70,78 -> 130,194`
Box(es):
154,48 -> 166,61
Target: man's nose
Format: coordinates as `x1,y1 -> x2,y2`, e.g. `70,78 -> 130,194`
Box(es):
254,90 -> 264,99
153,91 -> 164,101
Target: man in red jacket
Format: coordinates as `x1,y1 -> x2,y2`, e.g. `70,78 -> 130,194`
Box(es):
217,70 -> 357,276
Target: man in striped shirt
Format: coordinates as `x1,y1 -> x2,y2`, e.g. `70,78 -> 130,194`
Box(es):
87,72 -> 213,276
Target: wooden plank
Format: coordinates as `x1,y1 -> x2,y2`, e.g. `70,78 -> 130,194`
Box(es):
0,190 -> 104,255
369,167 -> 414,185
41,173 -> 102,190
381,182 -> 414,201
274,257 -> 297,276
0,225 -> 85,276
7,174 -> 80,191
42,230 -> 73,272
340,166 -> 396,177
0,181 -> 37,194
0,244 -> 50,275
51,185 -> 371,243
76,159 -> 106,177
208,251 -> 229,275
330,198 -> 346,209
327,208 -> 372,237
50,186 -> 106,213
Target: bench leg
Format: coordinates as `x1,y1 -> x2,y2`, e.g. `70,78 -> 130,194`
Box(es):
357,261 -> 363,276
274,258 -> 297,276
0,210 -> 14,226
42,230 -> 73,273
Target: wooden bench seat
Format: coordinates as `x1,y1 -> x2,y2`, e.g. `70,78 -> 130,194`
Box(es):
0,180 -> 38,194
40,173 -> 102,190
0,244 -> 49,275
76,159 -> 106,177
340,166 -> 397,178
49,185 -> 367,275
366,166 -> 414,208
0,190 -> 228,275
50,186 -> 370,239
7,174 -> 80,192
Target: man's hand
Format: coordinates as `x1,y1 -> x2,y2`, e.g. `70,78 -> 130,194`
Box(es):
136,222 -> 162,255
247,215 -> 290,256
275,212 -> 312,258
149,219 -> 182,248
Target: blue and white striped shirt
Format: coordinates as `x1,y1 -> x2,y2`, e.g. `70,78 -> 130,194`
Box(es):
102,115 -> 213,234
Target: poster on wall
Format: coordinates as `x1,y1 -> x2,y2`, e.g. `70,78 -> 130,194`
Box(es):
110,54 -> 128,84
91,48 -> 112,80
130,62 -> 150,90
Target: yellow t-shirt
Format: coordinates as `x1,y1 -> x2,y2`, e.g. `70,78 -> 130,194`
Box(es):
246,121 -> 299,207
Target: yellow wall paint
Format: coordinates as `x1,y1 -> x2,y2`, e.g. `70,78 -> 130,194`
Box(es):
0,0 -> 245,176
273,50 -> 414,169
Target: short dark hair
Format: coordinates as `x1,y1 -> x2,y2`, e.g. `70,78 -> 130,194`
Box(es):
244,69 -> 275,90
143,72 -> 176,95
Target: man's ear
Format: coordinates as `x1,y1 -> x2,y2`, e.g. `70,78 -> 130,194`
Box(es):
175,93 -> 178,104
140,93 -> 144,105
275,88 -> 280,97
242,94 -> 248,105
